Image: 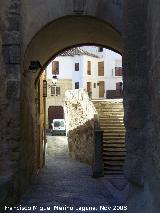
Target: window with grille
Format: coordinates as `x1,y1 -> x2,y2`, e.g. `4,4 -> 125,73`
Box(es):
51,86 -> 60,96
52,61 -> 59,75
98,61 -> 104,76
75,82 -> 79,89
75,63 -> 79,71
87,61 -> 91,75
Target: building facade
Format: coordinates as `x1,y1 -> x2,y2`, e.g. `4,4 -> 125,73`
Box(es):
46,47 -> 122,99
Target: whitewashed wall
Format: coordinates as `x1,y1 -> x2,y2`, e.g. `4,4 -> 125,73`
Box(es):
46,47 -> 122,99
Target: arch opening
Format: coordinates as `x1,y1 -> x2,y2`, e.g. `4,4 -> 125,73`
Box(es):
21,15 -> 124,187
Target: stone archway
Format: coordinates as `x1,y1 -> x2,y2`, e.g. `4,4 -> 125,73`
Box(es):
20,13 -> 123,199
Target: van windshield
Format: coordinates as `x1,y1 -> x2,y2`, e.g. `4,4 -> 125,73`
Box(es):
54,121 -> 64,127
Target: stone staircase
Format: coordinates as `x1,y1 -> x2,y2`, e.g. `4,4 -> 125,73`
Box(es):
92,99 -> 126,176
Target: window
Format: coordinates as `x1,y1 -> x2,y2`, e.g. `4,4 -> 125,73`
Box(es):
52,61 -> 59,74
87,61 -> 91,75
51,86 -> 60,96
98,47 -> 103,52
94,83 -> 96,88
56,87 -> 60,95
115,67 -> 122,76
75,63 -> 79,71
75,82 -> 79,89
98,61 -> 104,76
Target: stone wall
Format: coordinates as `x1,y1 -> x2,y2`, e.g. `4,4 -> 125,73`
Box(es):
64,89 -> 98,165
0,0 -> 22,208
123,1 -> 158,212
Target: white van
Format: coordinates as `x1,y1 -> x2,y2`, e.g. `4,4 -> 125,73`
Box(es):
51,119 -> 66,136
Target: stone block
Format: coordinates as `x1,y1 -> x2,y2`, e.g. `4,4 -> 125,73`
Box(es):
3,31 -> 20,45
6,64 -> 20,79
73,0 -> 86,13
7,15 -> 20,31
6,80 -> 20,99
3,45 -> 20,64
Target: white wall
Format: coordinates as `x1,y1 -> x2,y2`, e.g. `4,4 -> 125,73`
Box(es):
72,56 -> 83,88
46,56 -> 73,80
103,49 -> 122,91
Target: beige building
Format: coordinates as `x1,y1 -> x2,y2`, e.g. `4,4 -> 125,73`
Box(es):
46,79 -> 72,129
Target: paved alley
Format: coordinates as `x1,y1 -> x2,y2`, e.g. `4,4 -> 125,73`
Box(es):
6,136 -> 128,213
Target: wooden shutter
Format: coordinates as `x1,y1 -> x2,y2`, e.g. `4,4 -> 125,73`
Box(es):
51,86 -> 56,96
52,61 -> 59,74
87,82 -> 92,92
115,67 -> 122,76
56,87 -> 60,95
98,62 -> 104,76
87,61 -> 91,75
116,82 -> 121,97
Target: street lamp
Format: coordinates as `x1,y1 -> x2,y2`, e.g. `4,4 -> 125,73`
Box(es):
52,75 -> 58,86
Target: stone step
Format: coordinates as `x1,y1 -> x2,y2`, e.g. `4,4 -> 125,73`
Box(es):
103,129 -> 126,133
96,109 -> 124,112
99,117 -> 124,120
99,117 -> 124,122
103,156 -> 125,161
104,161 -> 124,166
104,171 -> 124,175
103,143 -> 125,148
104,165 -> 124,171
100,122 -> 124,126
95,108 -> 124,112
103,133 -> 125,137
98,111 -> 124,114
103,147 -> 126,152
102,124 -> 125,127
103,137 -> 125,141
103,152 -> 126,157
93,104 -> 123,107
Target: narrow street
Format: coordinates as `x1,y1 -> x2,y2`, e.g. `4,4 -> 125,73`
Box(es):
9,136 -> 128,213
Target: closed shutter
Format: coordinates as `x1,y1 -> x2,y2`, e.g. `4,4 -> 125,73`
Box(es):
52,61 -> 59,74
87,82 -> 92,92
98,62 -> 104,76
51,86 -> 60,96
115,67 -> 122,76
56,87 -> 60,95
51,86 -> 56,96
87,61 -> 91,75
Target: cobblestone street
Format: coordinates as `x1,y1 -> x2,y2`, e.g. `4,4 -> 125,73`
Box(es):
6,136 -> 128,213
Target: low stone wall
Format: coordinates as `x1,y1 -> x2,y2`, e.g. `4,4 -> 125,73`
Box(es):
64,89 -> 98,165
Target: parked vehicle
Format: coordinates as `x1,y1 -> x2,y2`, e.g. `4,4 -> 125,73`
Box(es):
51,119 -> 66,136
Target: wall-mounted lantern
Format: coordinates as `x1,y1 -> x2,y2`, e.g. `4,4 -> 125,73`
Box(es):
43,80 -> 47,97
28,61 -> 42,73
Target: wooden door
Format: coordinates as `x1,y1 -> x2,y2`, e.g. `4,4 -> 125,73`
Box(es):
99,81 -> 105,98
87,82 -> 92,93
116,82 -> 123,97
48,106 -> 64,129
